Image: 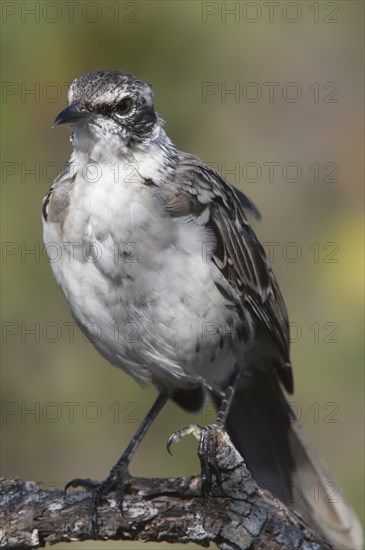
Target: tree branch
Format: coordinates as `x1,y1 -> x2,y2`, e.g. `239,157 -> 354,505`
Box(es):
0,428 -> 332,549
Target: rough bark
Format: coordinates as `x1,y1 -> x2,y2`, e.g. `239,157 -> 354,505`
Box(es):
0,427 -> 332,549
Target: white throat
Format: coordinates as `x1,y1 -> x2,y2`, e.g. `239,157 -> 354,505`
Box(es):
70,121 -> 174,185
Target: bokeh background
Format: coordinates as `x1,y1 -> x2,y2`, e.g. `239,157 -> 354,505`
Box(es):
1,1 -> 364,548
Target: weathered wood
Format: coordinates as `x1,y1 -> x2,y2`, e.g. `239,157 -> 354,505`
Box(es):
0,428 -> 332,549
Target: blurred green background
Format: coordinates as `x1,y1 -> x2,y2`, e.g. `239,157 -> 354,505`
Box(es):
1,1 -> 364,548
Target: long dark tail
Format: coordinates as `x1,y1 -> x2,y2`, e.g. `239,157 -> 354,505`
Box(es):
222,371 -> 363,549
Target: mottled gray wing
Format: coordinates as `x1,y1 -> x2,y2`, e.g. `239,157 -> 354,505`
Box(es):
42,166 -> 76,223
162,152 -> 292,393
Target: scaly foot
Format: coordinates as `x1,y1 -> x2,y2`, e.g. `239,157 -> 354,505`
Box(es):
167,422 -> 224,496
65,461 -> 132,536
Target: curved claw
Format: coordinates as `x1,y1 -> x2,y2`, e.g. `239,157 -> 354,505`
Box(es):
167,423 -> 203,455
166,433 -> 177,455
65,477 -> 99,491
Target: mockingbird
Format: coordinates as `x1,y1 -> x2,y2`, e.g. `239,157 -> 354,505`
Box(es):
43,70 -> 361,548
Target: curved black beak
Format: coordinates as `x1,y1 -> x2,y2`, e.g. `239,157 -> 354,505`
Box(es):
53,103 -> 90,126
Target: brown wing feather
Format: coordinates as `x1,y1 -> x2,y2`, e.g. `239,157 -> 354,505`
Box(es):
162,153 -> 292,392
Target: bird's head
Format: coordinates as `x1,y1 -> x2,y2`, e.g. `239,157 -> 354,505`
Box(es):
54,70 -> 161,153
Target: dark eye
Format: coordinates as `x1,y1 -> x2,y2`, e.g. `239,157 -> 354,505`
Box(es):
116,98 -> 132,115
